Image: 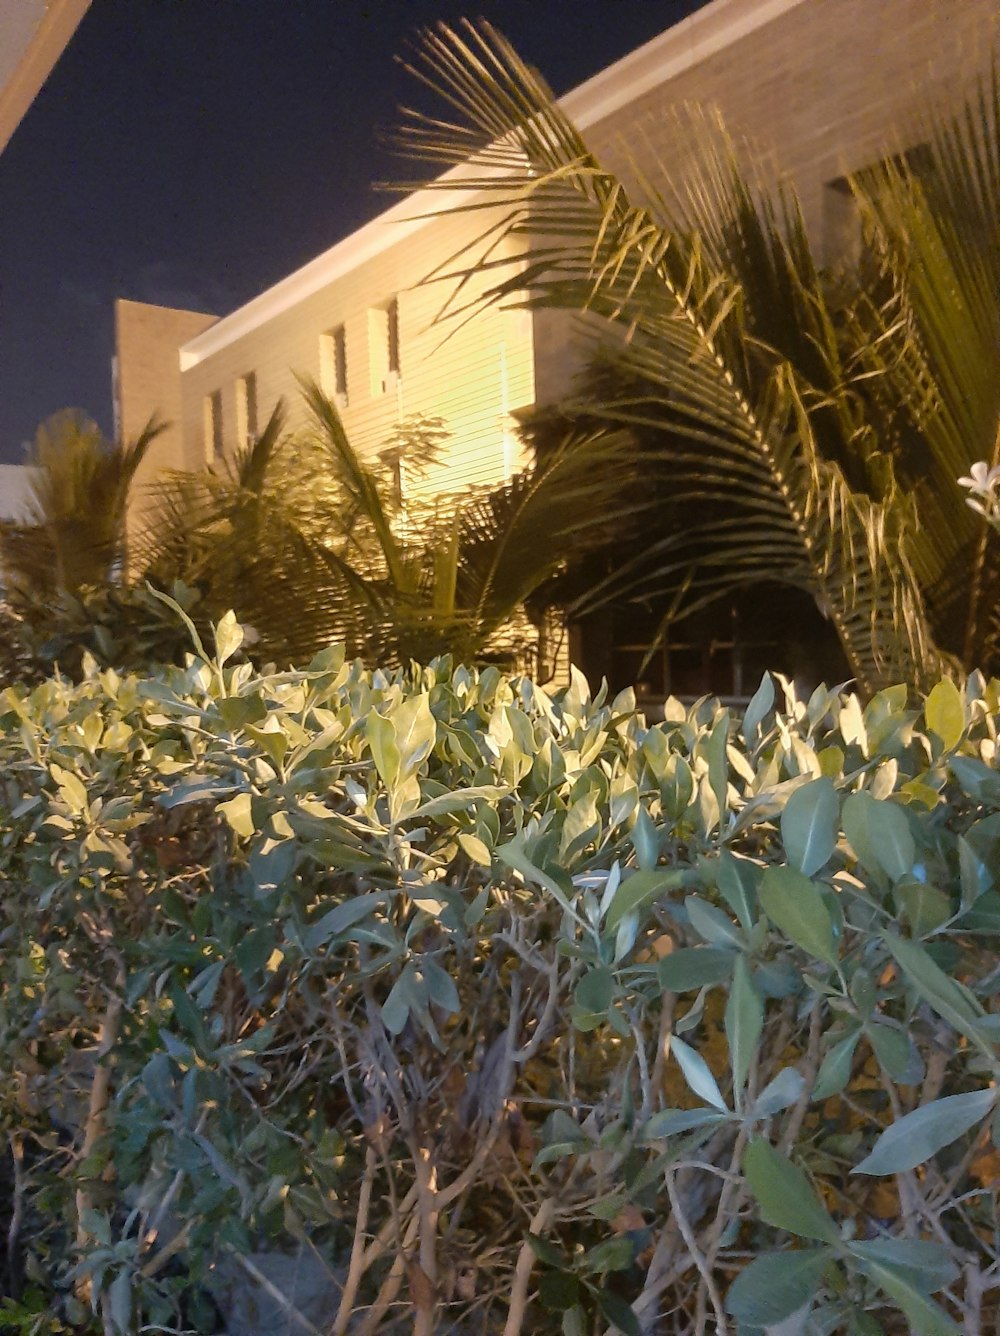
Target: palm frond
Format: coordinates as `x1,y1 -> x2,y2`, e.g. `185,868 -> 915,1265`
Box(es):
394,21 -> 955,694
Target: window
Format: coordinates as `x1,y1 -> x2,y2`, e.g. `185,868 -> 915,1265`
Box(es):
236,372 -> 258,447
386,297 -> 400,376
368,296 -> 401,395
203,390 -> 223,461
320,325 -> 348,405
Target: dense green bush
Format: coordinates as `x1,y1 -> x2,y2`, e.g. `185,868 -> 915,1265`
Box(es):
0,608 -> 998,1334
0,583 -> 209,688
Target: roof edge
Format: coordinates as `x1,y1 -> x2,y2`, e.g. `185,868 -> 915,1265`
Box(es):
180,0 -> 806,369
0,0 -> 90,155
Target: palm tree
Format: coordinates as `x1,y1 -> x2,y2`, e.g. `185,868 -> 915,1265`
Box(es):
0,409 -> 164,606
139,381 -> 634,672
391,22 -> 1000,693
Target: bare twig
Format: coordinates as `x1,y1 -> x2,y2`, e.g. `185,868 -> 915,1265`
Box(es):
502,1197 -> 555,1336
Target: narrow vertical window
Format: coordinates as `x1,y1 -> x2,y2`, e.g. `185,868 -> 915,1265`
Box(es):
320,325 -> 348,404
203,390 -> 223,461
386,297 -> 400,376
368,298 -> 400,395
236,371 -> 258,447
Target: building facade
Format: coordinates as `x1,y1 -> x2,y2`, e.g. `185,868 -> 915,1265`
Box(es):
115,0 -> 998,689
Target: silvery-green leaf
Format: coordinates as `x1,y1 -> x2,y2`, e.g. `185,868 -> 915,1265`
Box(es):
743,1139 -> 839,1243
843,791 -> 914,882
866,1023 -> 924,1085
686,895 -> 745,949
883,932 -> 985,1042
759,866 -> 837,965
750,1067 -> 806,1119
658,946 -> 735,992
781,777 -> 838,877
853,1087 -> 995,1175
726,955 -> 763,1101
742,672 -> 775,745
670,1036 -> 727,1112
726,1249 -> 828,1327
848,1237 -> 958,1292
644,1107 -> 730,1138
812,1029 -> 861,1100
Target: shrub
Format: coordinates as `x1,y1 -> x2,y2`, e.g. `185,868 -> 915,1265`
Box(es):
0,609 -> 998,1334
0,582 -> 209,688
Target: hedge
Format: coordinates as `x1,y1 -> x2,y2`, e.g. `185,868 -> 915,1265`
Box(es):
0,608 -> 998,1334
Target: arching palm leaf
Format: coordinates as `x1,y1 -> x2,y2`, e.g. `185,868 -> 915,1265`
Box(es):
395,21 -> 955,694
0,409 -> 165,603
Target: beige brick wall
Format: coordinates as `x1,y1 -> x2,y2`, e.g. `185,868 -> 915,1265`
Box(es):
589,0 -> 998,245
537,0 -> 999,400
176,207 -> 535,499
115,299 -> 217,553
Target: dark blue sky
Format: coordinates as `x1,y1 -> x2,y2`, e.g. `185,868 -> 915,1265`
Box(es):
0,1 -> 707,463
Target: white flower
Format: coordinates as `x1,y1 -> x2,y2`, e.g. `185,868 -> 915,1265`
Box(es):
957,460 -> 1000,496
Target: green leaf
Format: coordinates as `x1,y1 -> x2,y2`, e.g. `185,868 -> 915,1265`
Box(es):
78,1207 -> 112,1247
49,763 -> 88,814
812,1030 -> 861,1100
716,850 -> 758,932
670,1036 -> 727,1112
924,679 -> 965,752
630,804 -> 660,871
584,1235 -> 635,1273
843,792 -> 915,881
457,831 -> 492,865
883,932 -> 985,1042
214,609 -> 244,666
575,966 -> 615,1015
606,867 -> 687,931
393,692 -> 437,776
742,672 -> 775,745
496,832 -> 578,920
706,711 -> 731,825
141,1053 -> 175,1110
597,1290 -> 641,1336
538,1270 -> 580,1311
726,1249 -> 829,1326
645,1107 -> 730,1137
758,866 -> 837,965
781,777 -> 838,877
658,946 -> 735,992
526,1234 -> 565,1268
382,967 -> 415,1035
895,879 -> 952,936
561,1306 -> 587,1336
749,1067 -> 806,1119
857,1258 -> 960,1335
853,1087 -> 995,1175
410,784 -> 507,821
304,893 -> 385,950
423,960 -> 460,1013
686,895 -> 745,949
848,1238 -> 958,1292
866,1023 -> 923,1085
725,955 -> 763,1101
218,791 -> 254,839
108,1270 -> 132,1335
366,710 -> 399,788
743,1139 -> 839,1243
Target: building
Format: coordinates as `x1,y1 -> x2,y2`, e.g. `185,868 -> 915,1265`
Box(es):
0,0 -> 89,155
115,0 -> 999,690
0,0 -> 90,504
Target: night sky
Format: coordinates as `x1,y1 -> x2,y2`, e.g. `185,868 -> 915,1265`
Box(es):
0,1 -> 708,463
